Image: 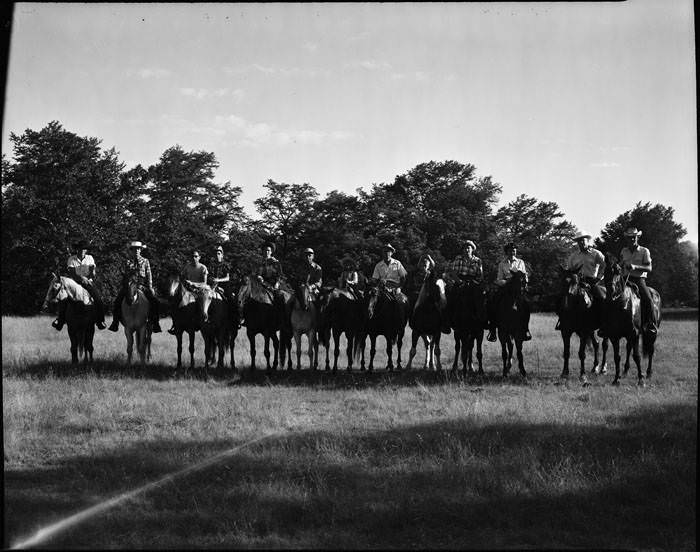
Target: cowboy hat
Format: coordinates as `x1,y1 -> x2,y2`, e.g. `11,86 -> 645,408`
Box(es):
624,227 -> 642,237
73,239 -> 90,250
303,247 -> 314,254
503,242 -> 517,252
340,255 -> 357,268
215,245 -> 224,253
464,240 -> 477,250
262,241 -> 276,253
382,243 -> 396,253
127,240 -> 145,249
574,231 -> 592,241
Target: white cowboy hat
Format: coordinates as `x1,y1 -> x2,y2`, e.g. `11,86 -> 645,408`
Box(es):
303,247 -> 314,254
215,245 -> 224,252
624,227 -> 642,237
128,240 -> 145,249
574,231 -> 592,241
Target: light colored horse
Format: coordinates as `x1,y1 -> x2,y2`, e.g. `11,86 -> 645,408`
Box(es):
289,283 -> 318,370
43,273 -> 96,364
121,276 -> 152,366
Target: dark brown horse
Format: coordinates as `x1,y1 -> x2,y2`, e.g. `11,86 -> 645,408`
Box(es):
557,267 -> 606,384
602,255 -> 661,386
405,271 -> 447,371
318,287 -> 366,371
493,270 -> 529,377
200,284 -> 237,375
364,282 -> 408,372
446,277 -> 486,375
166,275 -> 202,374
237,276 -> 289,371
43,273 -> 96,364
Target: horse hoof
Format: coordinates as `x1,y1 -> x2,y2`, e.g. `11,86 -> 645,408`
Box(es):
637,378 -> 646,387
612,379 -> 620,386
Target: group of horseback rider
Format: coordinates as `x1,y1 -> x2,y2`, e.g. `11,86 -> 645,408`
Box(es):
51,226 -> 658,339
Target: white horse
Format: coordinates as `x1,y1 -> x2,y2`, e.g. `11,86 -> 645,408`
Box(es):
120,276 -> 152,366
289,283 -> 318,370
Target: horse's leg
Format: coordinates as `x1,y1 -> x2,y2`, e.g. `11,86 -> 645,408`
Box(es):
126,329 -> 134,366
577,335 -> 588,385
188,331 -> 195,372
386,335 -> 394,372
631,334 -> 643,386
612,338 -> 622,385
600,337 -> 609,374
138,327 -> 147,367
263,334 -> 272,371
230,331 -> 236,371
516,338 -> 526,377
176,332 -> 183,371
623,339 -> 632,376
500,332 -> 509,377
425,335 -> 432,371
248,330 -> 256,372
396,331 -> 404,371
405,330 -> 419,371
561,330 -> 571,378
333,329 -> 341,371
310,330 -> 318,370
475,331 -> 484,375
368,335 -> 376,372
294,331 -> 302,370
646,335 -> 655,380
434,333 -> 442,371
466,334 -> 475,375
359,334 -> 366,371
590,333 -> 600,374
271,332 -> 280,370
452,333 -> 461,371
217,329 -> 226,371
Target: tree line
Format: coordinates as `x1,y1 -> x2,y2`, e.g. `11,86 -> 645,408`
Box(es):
2,121 -> 697,315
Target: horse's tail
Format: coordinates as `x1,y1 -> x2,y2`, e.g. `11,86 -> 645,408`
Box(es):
641,329 -> 655,358
352,332 -> 364,363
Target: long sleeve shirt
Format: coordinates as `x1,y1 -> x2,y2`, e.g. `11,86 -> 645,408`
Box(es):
495,257 -> 528,287
124,255 -> 153,290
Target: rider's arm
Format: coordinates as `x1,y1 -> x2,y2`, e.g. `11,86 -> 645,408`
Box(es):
145,260 -> 153,292
398,262 -> 408,286
595,250 -> 606,281
371,263 -> 382,281
631,248 -> 652,273
495,261 -> 507,287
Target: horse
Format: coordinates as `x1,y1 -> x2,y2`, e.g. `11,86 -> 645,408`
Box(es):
319,287 -> 366,371
556,267 -> 606,383
446,276 -> 486,375
405,271 -> 447,371
284,283 -> 319,370
43,273 -> 96,364
364,281 -> 408,372
200,284 -> 236,375
166,274 -> 202,374
237,276 -> 286,371
493,270 -> 529,378
120,275 -> 152,367
602,255 -> 662,386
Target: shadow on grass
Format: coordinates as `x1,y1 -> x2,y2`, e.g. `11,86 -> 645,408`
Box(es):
5,402 -> 696,549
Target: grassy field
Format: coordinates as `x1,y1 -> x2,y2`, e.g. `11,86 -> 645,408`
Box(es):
3,313 -> 697,549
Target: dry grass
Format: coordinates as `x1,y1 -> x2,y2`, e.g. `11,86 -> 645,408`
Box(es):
3,314 -> 697,549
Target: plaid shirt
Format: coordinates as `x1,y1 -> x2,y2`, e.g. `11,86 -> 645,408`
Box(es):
448,255 -> 483,279
124,254 -> 153,290
257,257 -> 285,285
209,261 -> 231,280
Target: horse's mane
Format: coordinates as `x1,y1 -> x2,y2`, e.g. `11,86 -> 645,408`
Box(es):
59,276 -> 93,305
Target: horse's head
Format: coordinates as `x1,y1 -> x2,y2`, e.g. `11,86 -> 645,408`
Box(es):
366,283 -> 380,319
43,273 -> 66,308
125,275 -> 140,306
505,269 -> 527,297
294,283 -> 313,311
603,253 -> 627,301
238,275 -> 252,311
200,285 -> 215,323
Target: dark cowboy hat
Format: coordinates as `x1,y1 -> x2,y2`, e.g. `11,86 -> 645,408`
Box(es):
382,243 -> 396,253
73,239 -> 91,250
503,242 -> 517,252
624,227 -> 642,237
340,255 -> 357,268
262,241 -> 276,253
464,240 -> 477,250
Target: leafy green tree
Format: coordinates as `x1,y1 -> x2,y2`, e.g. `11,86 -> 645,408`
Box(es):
253,180 -> 319,260
145,146 -> 245,288
1,121 -> 128,313
494,194 -> 578,309
596,202 -> 697,306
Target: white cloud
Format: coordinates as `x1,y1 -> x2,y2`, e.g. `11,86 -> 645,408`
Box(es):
302,41 -> 318,53
135,68 -> 171,79
180,88 -> 244,101
590,161 -> 620,168
223,64 -> 327,77
349,59 -> 392,71
216,114 -> 356,147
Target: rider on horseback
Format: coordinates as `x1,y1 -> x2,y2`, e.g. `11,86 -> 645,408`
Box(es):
556,230 -> 606,331
256,242 -> 288,325
620,227 -> 657,334
300,247 -> 323,300
167,250 -> 208,334
371,243 -> 408,304
108,240 -> 162,333
406,253 -> 450,333
486,242 -> 531,342
52,239 -> 107,331
207,244 -> 236,324
443,240 -> 486,331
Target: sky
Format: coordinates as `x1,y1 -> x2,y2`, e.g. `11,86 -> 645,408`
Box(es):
2,2 -> 697,243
